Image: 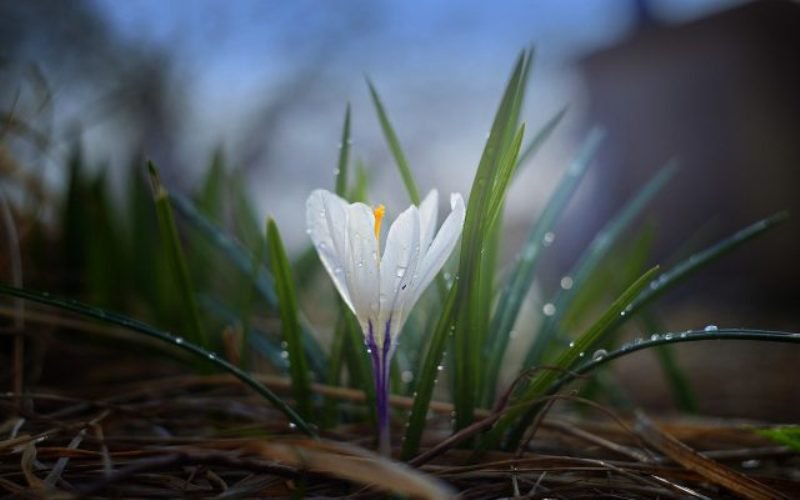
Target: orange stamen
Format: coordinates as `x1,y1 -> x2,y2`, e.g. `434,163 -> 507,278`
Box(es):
373,204 -> 385,241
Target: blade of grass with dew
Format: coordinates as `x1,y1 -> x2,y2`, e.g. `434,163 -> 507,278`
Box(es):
642,312 -> 698,412
549,328 -> 800,401
401,284 -> 458,460
0,283 -> 316,436
267,218 -> 313,420
169,191 -> 327,377
481,128 -> 603,407
147,161 -> 208,348
452,50 -> 531,432
324,312 -> 349,426
367,79 -> 420,205
620,212 -> 788,323
481,266 -> 660,451
524,161 -> 677,369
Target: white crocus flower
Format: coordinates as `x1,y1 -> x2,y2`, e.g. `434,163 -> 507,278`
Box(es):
306,188 -> 465,455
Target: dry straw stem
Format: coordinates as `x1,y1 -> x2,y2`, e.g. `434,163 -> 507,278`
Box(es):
635,412 -> 790,500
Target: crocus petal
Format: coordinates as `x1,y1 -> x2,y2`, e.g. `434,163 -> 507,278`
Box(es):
343,202 -> 379,330
378,204 -> 421,343
418,189 -> 439,254
408,192 -> 466,307
306,190 -> 354,313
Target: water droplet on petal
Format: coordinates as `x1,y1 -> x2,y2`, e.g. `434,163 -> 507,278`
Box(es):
396,267 -> 407,278
704,324 -> 718,332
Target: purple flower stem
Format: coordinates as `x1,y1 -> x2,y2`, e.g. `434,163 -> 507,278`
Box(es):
367,320 -> 392,456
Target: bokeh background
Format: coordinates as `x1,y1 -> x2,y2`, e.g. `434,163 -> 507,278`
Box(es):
2,0 -> 798,419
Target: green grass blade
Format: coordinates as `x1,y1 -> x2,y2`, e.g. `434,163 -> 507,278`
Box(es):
147,161 -> 208,348
642,312 -> 698,412
267,218 -> 313,420
515,107 -> 567,173
0,284 -> 316,436
552,328 -> 800,399
169,192 -> 328,377
524,161 -> 677,368
451,50 -> 531,432
623,212 -> 788,320
367,79 -> 421,205
335,103 -> 352,197
754,426 -> 800,452
197,149 -> 226,224
401,284 -> 458,460
481,128 -> 603,406
482,266 -> 661,450
324,312 -> 349,425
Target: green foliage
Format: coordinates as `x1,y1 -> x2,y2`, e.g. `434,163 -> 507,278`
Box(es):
267,218 -> 313,419
755,426 -> 800,452
2,50 -> 793,462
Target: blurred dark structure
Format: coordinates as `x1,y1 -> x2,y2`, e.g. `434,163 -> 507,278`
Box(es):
576,0 -> 800,326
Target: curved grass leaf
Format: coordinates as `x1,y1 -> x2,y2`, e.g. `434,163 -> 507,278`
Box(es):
481,266 -> 661,450
621,212 -> 788,320
367,79 -> 421,205
267,218 -> 313,420
0,284 -> 316,436
169,191 -> 327,378
515,106 -> 567,173
481,128 -> 603,407
524,160 -> 678,368
552,328 -> 800,398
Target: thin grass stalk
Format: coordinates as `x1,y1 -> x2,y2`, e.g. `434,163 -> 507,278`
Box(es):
147,161 -> 208,348
267,219 -> 313,420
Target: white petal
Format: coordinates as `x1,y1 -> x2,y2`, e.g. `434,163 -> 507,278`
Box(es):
408,192 -> 465,307
344,201 -> 379,330
418,189 -> 439,254
378,204 -> 421,341
306,190 -> 354,313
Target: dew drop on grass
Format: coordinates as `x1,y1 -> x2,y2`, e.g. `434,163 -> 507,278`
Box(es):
592,349 -> 608,361
280,351 -> 289,359
560,276 -> 573,290
704,324 -> 718,332
741,459 -> 761,469
401,370 -> 413,383
664,332 -> 673,340
568,341 -> 575,348
207,353 -> 217,361
174,337 -> 184,345
542,232 -> 555,246
437,364 -> 444,371
289,422 -> 297,429
650,334 -> 660,341
333,168 -> 340,175
542,303 -> 556,316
